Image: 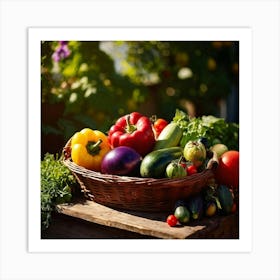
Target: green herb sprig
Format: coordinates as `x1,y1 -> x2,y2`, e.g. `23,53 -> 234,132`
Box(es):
41,153 -> 77,230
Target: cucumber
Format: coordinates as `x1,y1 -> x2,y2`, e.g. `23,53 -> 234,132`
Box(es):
153,122 -> 183,150
140,147 -> 183,178
217,185 -> 234,214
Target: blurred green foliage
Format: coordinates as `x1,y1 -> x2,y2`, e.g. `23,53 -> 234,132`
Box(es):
41,41 -> 238,156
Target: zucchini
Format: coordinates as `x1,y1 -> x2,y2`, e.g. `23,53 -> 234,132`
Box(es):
140,147 -> 183,178
217,185 -> 234,214
187,195 -> 204,220
153,122 -> 183,150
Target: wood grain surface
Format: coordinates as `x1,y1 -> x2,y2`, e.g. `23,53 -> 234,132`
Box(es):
55,200 -> 238,239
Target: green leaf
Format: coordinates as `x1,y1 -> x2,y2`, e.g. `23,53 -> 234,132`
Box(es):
173,109 -> 239,150
41,153 -> 77,230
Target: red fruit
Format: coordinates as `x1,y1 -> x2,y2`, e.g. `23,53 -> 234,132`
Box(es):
186,165 -> 198,175
179,161 -> 187,169
108,112 -> 155,156
153,118 -> 169,139
214,150 -> 239,188
166,214 -> 178,227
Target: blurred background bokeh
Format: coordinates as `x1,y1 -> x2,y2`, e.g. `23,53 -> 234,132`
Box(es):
41,41 -> 239,158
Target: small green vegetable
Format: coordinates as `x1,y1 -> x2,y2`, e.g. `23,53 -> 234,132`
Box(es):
187,195 -> 204,220
41,153 -> 77,230
174,206 -> 190,224
217,185 -> 234,214
165,161 -> 187,179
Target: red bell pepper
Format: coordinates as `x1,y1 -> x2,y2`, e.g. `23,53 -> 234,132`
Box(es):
108,112 -> 155,156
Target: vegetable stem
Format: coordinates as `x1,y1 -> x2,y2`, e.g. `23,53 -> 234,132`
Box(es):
86,139 -> 103,155
125,115 -> 137,134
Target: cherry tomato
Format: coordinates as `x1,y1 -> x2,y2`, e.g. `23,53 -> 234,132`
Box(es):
180,162 -> 187,169
186,165 -> 198,175
153,118 -> 168,138
166,214 -> 178,227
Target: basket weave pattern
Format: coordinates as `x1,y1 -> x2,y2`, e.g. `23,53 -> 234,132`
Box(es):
63,141 -> 217,212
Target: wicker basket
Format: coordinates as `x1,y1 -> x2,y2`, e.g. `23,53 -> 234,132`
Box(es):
62,140 -> 218,212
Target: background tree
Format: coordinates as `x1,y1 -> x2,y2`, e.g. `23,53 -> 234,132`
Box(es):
41,41 -> 239,157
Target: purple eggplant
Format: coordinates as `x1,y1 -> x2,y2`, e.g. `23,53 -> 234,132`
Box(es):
101,146 -> 142,176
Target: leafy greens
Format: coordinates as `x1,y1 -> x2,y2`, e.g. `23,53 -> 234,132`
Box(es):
173,109 -> 239,150
41,153 -> 77,230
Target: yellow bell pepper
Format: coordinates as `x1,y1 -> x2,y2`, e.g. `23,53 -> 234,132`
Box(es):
71,128 -> 110,171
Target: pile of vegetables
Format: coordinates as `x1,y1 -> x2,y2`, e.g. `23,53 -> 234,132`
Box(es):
166,184 -> 238,227
69,109 -> 239,182
41,108 -> 239,229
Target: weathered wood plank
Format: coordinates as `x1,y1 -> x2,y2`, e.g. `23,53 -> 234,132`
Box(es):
42,213 -> 156,239
57,200 -> 219,239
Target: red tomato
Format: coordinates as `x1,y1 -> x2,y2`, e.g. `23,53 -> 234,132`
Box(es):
214,150 -> 239,188
186,165 -> 198,175
166,214 -> 178,227
153,118 -> 168,138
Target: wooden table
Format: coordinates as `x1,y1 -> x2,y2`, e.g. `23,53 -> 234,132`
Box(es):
42,199 -> 239,239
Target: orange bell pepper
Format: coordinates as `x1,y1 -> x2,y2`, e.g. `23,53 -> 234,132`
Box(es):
71,128 -> 110,171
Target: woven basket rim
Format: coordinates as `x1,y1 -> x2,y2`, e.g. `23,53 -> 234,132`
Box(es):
62,138 -> 219,211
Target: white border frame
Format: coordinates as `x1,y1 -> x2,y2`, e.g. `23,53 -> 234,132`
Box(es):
1,0 -> 280,279
28,27 -> 252,253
